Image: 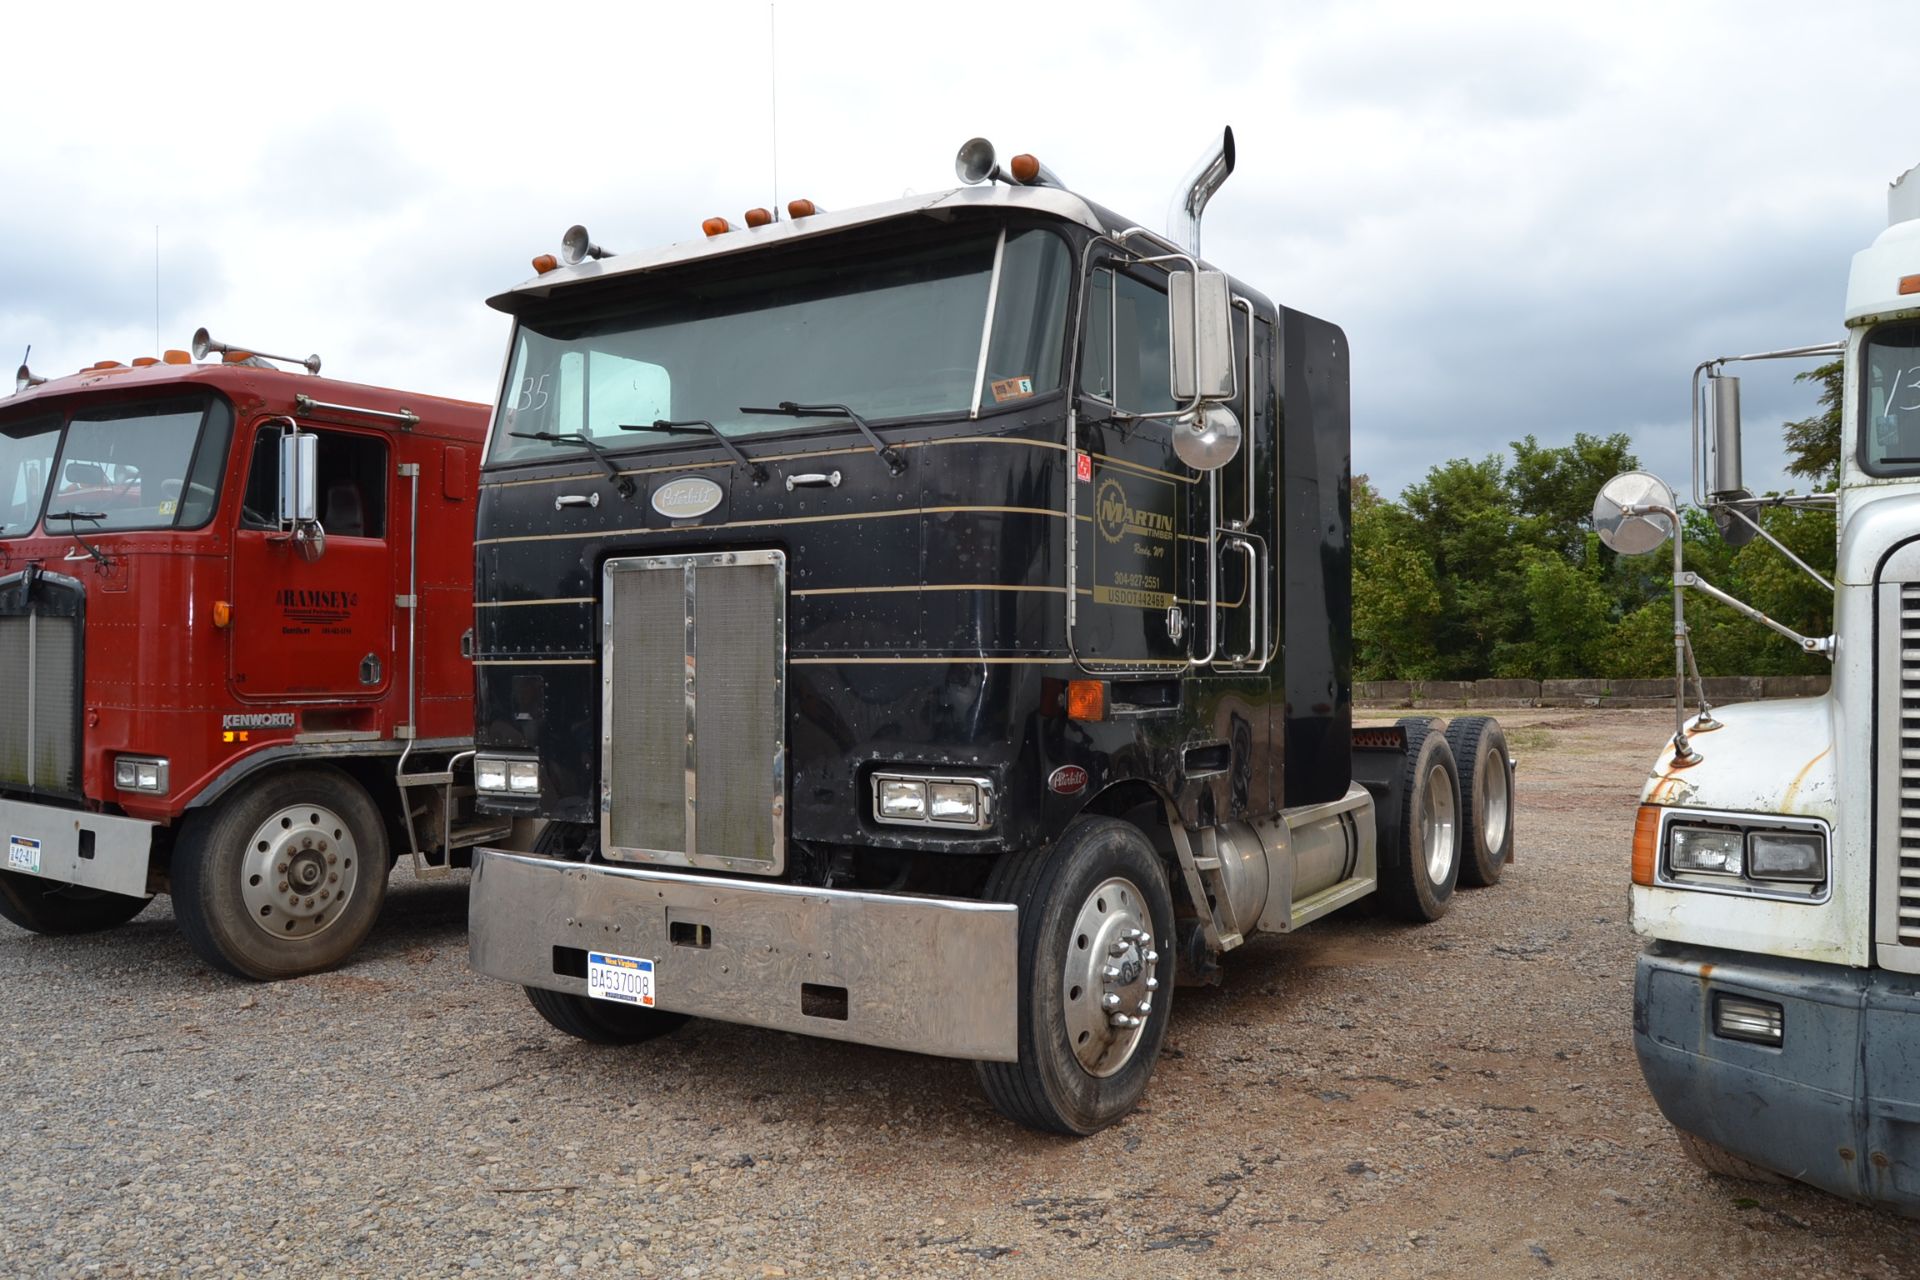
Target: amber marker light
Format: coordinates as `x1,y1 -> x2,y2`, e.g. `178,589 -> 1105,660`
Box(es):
1632,804 -> 1662,886
131,357 -> 159,367
1901,274 -> 1920,295
213,600 -> 232,628
702,217 -> 733,237
1010,153 -> 1041,183
532,254 -> 559,275
744,207 -> 773,228
162,350 -> 191,364
786,199 -> 819,218
1066,679 -> 1106,722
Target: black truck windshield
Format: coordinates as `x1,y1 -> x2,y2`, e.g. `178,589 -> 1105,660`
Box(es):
489,226 -> 1071,464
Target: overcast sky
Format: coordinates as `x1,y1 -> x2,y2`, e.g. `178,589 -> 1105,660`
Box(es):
5,0 -> 1913,501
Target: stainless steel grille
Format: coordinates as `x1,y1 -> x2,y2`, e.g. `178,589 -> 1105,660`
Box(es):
1899,584 -> 1920,944
0,612 -> 81,796
603,550 -> 786,875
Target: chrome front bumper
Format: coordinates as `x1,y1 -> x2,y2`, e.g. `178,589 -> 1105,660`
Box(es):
468,848 -> 1020,1061
0,798 -> 155,898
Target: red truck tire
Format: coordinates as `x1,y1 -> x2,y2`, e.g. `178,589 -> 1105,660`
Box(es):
171,766 -> 389,980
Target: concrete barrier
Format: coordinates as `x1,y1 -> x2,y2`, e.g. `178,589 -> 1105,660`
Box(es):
1356,673 -> 1832,708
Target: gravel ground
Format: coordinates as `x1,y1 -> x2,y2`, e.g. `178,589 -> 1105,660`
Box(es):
2,707 -> 1916,1279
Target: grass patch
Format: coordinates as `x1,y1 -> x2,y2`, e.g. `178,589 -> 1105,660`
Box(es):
1505,725 -> 1556,754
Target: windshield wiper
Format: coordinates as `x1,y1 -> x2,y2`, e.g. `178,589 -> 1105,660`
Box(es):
737,401 -> 906,475
620,419 -> 767,485
46,509 -> 109,565
508,431 -> 636,498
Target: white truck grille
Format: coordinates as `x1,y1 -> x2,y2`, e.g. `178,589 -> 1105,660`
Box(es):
1901,583 -> 1920,944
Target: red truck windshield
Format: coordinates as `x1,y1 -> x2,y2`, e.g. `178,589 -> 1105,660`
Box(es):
0,394 -> 234,536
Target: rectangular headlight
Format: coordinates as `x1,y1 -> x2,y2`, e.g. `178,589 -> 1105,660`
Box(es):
928,782 -> 980,824
475,756 -> 510,793
1748,831 -> 1826,882
113,755 -> 168,794
1669,826 -> 1743,876
876,779 -> 928,821
507,760 -> 540,793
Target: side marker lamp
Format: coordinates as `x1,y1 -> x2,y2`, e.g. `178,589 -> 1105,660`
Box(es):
1901,274 -> 1920,296
1714,994 -> 1784,1047
744,208 -> 773,228
702,217 -> 733,238
532,254 -> 559,275
1066,679 -> 1106,722
1631,805 -> 1660,886
212,600 -> 232,628
786,199 -> 819,218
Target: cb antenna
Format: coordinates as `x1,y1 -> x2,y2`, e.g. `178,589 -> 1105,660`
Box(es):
768,2 -> 779,217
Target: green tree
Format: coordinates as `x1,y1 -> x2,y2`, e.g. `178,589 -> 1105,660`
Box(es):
1781,360 -> 1844,484
1506,432 -> 1641,560
1352,476 -> 1442,679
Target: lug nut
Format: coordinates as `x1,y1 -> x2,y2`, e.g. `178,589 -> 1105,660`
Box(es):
287,895 -> 299,906
1144,950 -> 1159,965
328,873 -> 338,884
1145,977 -> 1159,991
1138,1000 -> 1152,1015
319,891 -> 330,902
327,853 -> 337,865
1101,965 -> 1121,980
318,841 -> 327,852
1108,940 -> 1129,957
304,897 -> 314,908
277,881 -> 288,893
1101,993 -> 1121,1009
277,862 -> 288,873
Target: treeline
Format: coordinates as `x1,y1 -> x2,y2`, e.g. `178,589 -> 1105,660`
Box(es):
1352,365 -> 1842,682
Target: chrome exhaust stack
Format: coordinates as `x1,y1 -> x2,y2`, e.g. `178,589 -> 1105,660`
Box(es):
1168,126 -> 1236,259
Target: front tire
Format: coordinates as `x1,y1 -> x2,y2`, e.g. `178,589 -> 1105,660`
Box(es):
1380,719 -> 1462,922
0,872 -> 151,935
171,768 -> 389,980
525,986 -> 691,1045
975,817 -> 1176,1135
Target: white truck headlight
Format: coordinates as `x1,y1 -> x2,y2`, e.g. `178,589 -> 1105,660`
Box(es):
476,756 -> 535,794
1747,831 -> 1825,881
1669,826 -> 1743,875
872,772 -> 995,830
113,755 -> 169,794
876,778 -> 928,821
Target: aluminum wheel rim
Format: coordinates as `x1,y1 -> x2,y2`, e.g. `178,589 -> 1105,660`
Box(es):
1423,765 -> 1457,885
239,804 -> 359,941
1061,876 -> 1159,1078
1480,751 -> 1511,857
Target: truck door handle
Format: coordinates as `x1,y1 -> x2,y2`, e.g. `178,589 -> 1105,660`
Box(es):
785,471 -> 842,491
554,492 -> 601,510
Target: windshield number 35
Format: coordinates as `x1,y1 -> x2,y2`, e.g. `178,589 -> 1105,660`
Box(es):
515,374 -> 551,413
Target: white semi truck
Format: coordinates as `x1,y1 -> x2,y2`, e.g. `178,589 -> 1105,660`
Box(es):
1598,162 -> 1920,1211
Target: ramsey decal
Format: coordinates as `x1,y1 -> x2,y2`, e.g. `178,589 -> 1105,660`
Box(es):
275,588 -> 359,626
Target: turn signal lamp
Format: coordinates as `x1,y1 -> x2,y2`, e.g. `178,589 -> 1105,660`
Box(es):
786,199 -> 819,218
702,217 -> 733,237
1631,805 -> 1660,886
1902,274 -> 1920,296
532,254 -> 559,275
212,600 -> 232,628
90,360 -> 124,370
162,350 -> 191,365
131,357 -> 159,367
221,351 -> 253,364
744,207 -> 773,228
1010,153 -> 1041,183
1066,679 -> 1106,722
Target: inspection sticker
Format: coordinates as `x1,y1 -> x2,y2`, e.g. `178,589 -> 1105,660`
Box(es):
7,835 -> 40,875
586,951 -> 655,1007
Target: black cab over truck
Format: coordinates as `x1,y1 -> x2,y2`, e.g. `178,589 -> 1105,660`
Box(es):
464,132 -> 1515,1133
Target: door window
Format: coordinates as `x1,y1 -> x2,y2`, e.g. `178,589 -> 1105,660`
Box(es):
241,427 -> 388,537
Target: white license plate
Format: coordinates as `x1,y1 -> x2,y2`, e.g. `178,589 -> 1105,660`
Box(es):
6,836 -> 40,875
586,951 -> 655,1007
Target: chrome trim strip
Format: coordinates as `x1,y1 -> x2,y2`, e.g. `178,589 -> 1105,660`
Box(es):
969,230 -> 1007,418
1654,806 -> 1833,905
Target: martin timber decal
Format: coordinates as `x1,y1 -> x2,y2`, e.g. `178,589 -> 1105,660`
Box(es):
1091,468 -> 1176,610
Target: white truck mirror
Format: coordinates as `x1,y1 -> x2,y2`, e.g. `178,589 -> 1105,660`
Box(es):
1168,269 -> 1235,402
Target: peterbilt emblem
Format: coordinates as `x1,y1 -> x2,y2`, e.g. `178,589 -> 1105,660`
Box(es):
651,476 -> 723,520
1048,765 -> 1089,795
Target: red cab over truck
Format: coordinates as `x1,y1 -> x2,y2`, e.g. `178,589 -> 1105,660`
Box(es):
0,333 -> 505,978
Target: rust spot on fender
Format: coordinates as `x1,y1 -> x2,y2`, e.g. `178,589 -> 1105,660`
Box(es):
1872,1151 -> 1892,1170
1839,1146 -> 1856,1163
1781,743 -> 1833,811
1697,963 -> 1714,982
